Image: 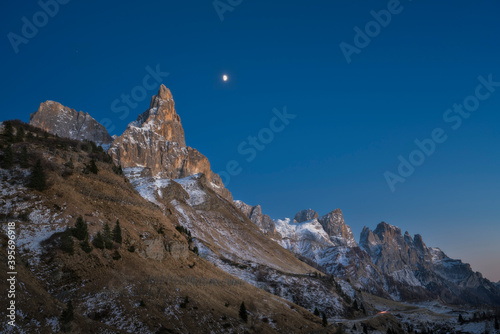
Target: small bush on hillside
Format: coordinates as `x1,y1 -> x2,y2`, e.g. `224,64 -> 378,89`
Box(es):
60,228 -> 74,255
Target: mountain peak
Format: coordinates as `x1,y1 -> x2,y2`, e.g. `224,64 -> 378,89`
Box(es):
29,100 -> 112,144
157,84 -> 173,101
294,209 -> 319,223
374,221 -> 401,236
317,208 -> 357,247
131,85 -> 185,147
110,86 -> 232,201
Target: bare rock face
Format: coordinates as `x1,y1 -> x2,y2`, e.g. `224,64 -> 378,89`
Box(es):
166,240 -> 188,260
234,200 -> 279,238
29,101 -> 113,144
294,209 -> 319,223
110,85 -> 232,202
142,238 -> 166,262
360,222 -> 430,273
317,209 -> 357,247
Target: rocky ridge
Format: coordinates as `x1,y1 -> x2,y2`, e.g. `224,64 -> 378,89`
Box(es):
29,101 -> 113,145
235,202 -> 500,306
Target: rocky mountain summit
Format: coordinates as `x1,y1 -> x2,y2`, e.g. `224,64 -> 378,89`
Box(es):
109,85 -> 231,201
29,100 -> 113,145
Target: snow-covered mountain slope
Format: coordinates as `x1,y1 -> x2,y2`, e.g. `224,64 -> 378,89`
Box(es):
121,167 -> 357,317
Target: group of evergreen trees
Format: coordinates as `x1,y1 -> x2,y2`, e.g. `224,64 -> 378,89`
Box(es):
2,121 -> 25,143
313,307 -> 329,327
92,220 -> 122,250
1,122 -> 49,190
1,122 -> 31,169
59,217 -> 122,256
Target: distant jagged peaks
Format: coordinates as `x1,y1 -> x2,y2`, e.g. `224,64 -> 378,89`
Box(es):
29,100 -> 113,145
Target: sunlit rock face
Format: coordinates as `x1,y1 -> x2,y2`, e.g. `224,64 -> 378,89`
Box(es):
109,85 -> 232,201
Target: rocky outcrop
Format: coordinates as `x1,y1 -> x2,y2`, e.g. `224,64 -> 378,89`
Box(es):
109,85 -> 232,201
234,200 -> 279,237
294,209 -> 318,223
29,101 -> 112,144
318,209 -> 357,247
166,240 -> 188,260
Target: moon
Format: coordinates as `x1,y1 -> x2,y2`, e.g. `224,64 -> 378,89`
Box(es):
223,74 -> 228,82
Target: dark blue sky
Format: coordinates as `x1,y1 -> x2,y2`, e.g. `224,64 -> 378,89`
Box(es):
1,0 -> 499,281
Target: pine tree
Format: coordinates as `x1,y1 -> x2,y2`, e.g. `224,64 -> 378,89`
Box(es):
60,228 -> 74,255
16,126 -> 25,142
1,145 -> 13,169
353,300 -> 359,311
80,240 -> 92,253
313,307 -> 320,317
60,300 -> 74,323
363,323 -> 368,334
360,303 -> 366,314
459,314 -> 464,324
72,216 -> 88,241
92,232 -> 105,249
87,158 -> 98,174
3,121 -> 14,142
112,220 -> 122,244
19,146 -> 29,168
103,223 -> 113,249
28,159 -> 46,191
322,312 -> 328,327
239,302 -> 248,323
494,316 -> 499,330
192,246 -> 199,255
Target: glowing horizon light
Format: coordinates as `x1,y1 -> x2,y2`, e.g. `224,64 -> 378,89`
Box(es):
223,74 -> 228,82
